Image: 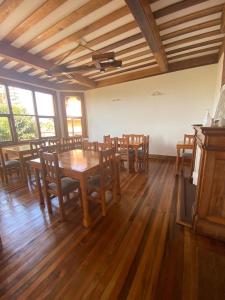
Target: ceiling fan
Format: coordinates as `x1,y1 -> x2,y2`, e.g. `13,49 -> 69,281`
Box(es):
46,40 -> 122,79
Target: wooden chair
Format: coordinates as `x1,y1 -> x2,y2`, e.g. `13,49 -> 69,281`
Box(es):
63,137 -> 75,151
87,149 -> 117,216
103,135 -> 111,143
74,136 -> 83,149
137,135 -> 149,171
117,137 -> 134,172
48,138 -> 61,146
96,142 -> 112,151
105,137 -> 118,152
176,134 -> 194,174
0,148 -> 22,185
83,141 -> 98,151
30,140 -> 47,151
40,151 -> 80,221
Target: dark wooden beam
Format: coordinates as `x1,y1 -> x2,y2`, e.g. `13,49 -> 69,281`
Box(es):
0,41 -> 96,88
0,67 -> 87,91
169,53 -> 218,72
125,0 -> 168,72
0,0 -> 23,23
154,0 -> 208,19
97,66 -> 161,87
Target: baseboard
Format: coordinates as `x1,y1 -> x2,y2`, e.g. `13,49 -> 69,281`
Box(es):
149,154 -> 176,161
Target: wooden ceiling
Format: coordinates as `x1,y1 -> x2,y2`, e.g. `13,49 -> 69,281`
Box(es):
0,0 -> 224,91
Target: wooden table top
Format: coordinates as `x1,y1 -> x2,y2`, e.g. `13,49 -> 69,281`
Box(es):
2,144 -> 31,153
30,149 -> 102,173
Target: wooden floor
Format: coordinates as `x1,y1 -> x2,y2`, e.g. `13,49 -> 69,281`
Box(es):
0,159 -> 225,300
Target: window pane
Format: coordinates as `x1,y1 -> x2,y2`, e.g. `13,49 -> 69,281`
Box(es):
39,117 -> 56,137
67,118 -> 82,135
65,96 -> 82,117
14,116 -> 37,140
0,117 -> 12,142
9,86 -> 34,115
0,84 -> 9,114
35,92 -> 55,116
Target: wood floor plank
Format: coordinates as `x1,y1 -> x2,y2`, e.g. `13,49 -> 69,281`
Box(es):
0,159 -> 225,299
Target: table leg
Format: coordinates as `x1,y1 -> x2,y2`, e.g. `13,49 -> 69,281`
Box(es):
80,176 -> 91,228
175,149 -> 180,175
34,168 -> 44,205
116,160 -> 121,201
19,154 -> 27,184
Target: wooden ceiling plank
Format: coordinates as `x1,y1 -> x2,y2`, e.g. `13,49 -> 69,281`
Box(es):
5,0 -> 67,43
97,66 -> 161,87
158,4 -> 224,31
168,45 -> 219,61
0,41 -> 96,88
23,0 -> 113,50
220,4 -> 225,33
0,0 -> 24,23
125,0 -> 168,72
153,0 -> 208,19
161,19 -> 221,41
39,5 -> 130,56
164,29 -> 222,49
168,53 -> 218,72
66,33 -> 144,66
166,37 -> 223,55
52,21 -> 138,63
0,67 -> 87,90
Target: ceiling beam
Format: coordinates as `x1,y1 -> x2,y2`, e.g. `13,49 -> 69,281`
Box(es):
23,0 -> 112,50
158,4 -> 224,31
0,41 -> 96,88
5,0 -> 67,43
125,0 -> 168,72
0,0 -> 23,23
168,53 -> 218,72
37,5 -> 130,56
0,67 -> 87,91
153,0 -> 208,19
97,66 -> 161,87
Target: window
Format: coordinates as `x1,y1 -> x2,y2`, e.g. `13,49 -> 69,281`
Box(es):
63,95 -> 86,136
0,85 -> 12,142
0,83 -> 57,143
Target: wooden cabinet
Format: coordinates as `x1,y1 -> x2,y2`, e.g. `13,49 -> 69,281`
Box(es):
193,125 -> 225,241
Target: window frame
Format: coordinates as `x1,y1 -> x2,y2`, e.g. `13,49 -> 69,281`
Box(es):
61,92 -> 88,138
0,79 -> 59,145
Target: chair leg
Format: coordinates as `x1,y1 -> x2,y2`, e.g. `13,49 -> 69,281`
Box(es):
100,187 -> 106,217
58,194 -> 66,221
46,192 -> 53,215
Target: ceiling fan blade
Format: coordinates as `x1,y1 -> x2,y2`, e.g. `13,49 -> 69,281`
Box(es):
92,52 -> 115,62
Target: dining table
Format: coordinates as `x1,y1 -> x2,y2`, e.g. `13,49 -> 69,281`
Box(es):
29,149 -> 121,228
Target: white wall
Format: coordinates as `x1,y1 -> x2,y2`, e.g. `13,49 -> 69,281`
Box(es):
85,65 -> 217,156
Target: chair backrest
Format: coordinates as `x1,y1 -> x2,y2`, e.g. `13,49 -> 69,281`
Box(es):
184,134 -> 194,145
103,135 -> 111,143
40,151 -> 61,190
133,134 -> 145,144
41,144 -> 60,154
83,141 -> 98,151
0,148 -> 6,168
48,138 -> 61,146
63,137 -> 74,150
99,149 -> 116,183
30,140 -> 47,151
74,136 -> 83,149
117,137 -> 129,154
96,142 -> 112,151
105,137 -> 118,152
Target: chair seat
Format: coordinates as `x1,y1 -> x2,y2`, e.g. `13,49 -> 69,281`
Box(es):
181,152 -> 192,159
87,174 -> 112,190
137,149 -> 145,158
5,160 -> 21,168
48,177 -> 80,194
